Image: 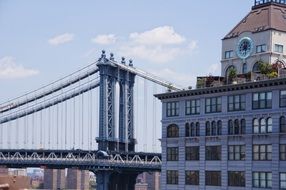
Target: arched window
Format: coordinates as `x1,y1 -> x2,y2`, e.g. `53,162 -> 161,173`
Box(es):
253,119 -> 259,134
185,123 -> 190,137
190,123 -> 196,137
211,121 -> 217,136
241,119 -> 246,134
280,116 -> 286,133
253,62 -> 260,73
266,118 -> 272,133
206,121 -> 211,136
196,122 -> 200,136
242,63 -> 247,74
228,120 -> 234,135
217,120 -> 222,135
234,119 -> 240,134
260,118 -> 266,133
167,124 -> 179,138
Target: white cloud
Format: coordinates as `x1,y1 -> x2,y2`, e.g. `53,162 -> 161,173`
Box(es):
91,34 -> 117,45
208,63 -> 220,75
130,26 -> 185,45
149,68 -> 196,88
48,33 -> 74,46
0,57 -> 39,79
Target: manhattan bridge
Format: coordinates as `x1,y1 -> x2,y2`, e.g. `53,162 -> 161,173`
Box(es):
0,50 -> 182,190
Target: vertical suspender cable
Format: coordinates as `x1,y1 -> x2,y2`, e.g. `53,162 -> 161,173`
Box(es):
152,84 -> 157,152
81,92 -> 84,149
7,121 -> 11,149
65,97 -> 67,149
48,106 -> 51,149
56,102 -> 59,149
16,117 -> 19,148
73,91 -> 76,148
40,110 -> 43,148
32,110 -> 35,147
143,79 -> 147,152
135,77 -> 139,151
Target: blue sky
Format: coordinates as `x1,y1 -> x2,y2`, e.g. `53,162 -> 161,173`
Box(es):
0,0 -> 253,102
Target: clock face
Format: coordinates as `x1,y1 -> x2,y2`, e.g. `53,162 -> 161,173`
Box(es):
236,37 -> 253,59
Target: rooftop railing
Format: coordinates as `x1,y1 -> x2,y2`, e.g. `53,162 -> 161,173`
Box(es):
255,0 -> 286,6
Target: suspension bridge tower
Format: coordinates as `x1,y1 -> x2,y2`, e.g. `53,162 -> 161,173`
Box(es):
96,50 -> 136,153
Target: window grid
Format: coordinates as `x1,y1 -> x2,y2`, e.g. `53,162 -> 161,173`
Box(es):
185,171 -> 199,185
206,120 -> 222,136
281,173 -> 286,189
185,99 -> 200,115
205,171 -> 221,186
225,50 -> 234,59
228,119 -> 246,135
206,146 -> 221,160
253,144 -> 272,161
253,118 -> 272,134
275,44 -> 284,53
166,102 -> 179,117
167,124 -> 179,138
185,122 -> 200,137
256,44 -> 267,53
185,146 -> 199,161
252,92 -> 272,109
167,170 -> 178,185
228,145 -> 245,161
167,147 -> 178,161
205,97 -> 222,113
281,90 -> 286,107
253,172 -> 272,188
228,171 -> 245,187
228,95 -> 246,111
280,144 -> 286,161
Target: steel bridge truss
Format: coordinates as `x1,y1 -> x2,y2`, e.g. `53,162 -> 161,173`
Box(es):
0,150 -> 161,172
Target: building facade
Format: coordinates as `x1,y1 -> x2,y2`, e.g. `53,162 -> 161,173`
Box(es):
157,1 -> 286,189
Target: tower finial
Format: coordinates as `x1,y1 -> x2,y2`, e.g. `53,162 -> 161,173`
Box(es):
110,53 -> 114,61
129,59 -> 133,67
121,57 -> 126,64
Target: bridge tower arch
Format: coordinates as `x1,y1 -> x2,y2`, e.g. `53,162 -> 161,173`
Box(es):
96,50 -> 136,152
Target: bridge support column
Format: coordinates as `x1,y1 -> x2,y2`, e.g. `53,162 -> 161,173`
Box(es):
96,170 -> 139,190
96,171 -> 111,190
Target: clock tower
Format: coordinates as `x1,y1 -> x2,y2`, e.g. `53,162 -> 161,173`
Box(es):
221,0 -> 286,78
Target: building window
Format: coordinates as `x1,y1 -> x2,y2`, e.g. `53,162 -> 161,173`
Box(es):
242,63 -> 247,74
256,44 -> 267,53
228,171 -> 245,187
186,122 -> 200,137
253,92 -> 272,109
186,146 -> 199,161
206,146 -> 221,160
228,119 -> 246,135
205,171 -> 221,186
228,95 -> 246,111
205,97 -> 222,113
185,99 -> 200,115
228,145 -> 245,160
281,90 -> 286,107
167,170 -> 178,185
281,173 -> 286,189
281,116 -> 286,133
275,44 -> 284,53
253,172 -> 272,188
206,120 -> 222,136
225,50 -> 234,59
253,144 -> 272,160
185,171 -> 199,185
166,102 -> 179,117
167,147 -> 178,161
167,124 -> 179,138
253,118 -> 272,134
280,144 -> 286,160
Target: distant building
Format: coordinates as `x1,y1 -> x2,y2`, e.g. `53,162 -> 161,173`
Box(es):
135,172 -> 160,190
43,169 -> 65,189
66,168 -> 89,190
0,175 -> 31,189
8,169 -> 27,176
0,167 -> 8,176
